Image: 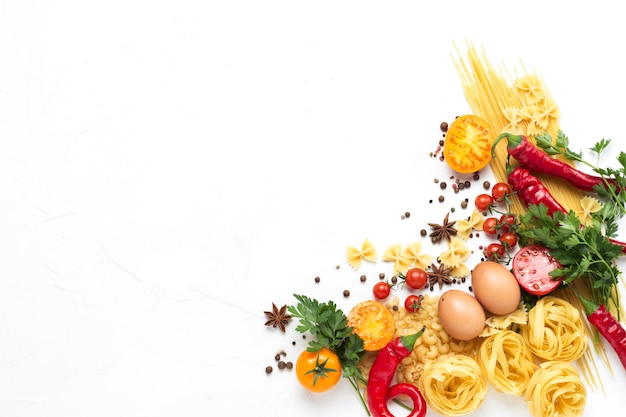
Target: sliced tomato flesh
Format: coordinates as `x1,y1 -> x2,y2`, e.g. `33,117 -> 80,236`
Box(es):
443,114 -> 493,174
512,244 -> 564,296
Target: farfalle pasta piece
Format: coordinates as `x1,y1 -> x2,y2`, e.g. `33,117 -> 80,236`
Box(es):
515,74 -> 546,105
439,237 -> 470,269
382,243 -> 412,274
455,210 -> 484,240
401,241 -> 433,270
501,107 -> 526,136
576,196 -> 601,226
525,361 -> 586,417
419,355 -> 488,416
346,238 -> 377,269
450,263 -> 470,279
485,302 -> 528,330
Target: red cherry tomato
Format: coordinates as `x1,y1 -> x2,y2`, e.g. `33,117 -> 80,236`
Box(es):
499,214 -> 517,233
475,193 -> 494,211
403,268 -> 428,290
499,232 -> 518,249
373,281 -> 391,299
482,217 -> 498,235
512,244 -> 564,295
404,294 -> 423,312
491,182 -> 512,201
484,243 -> 505,260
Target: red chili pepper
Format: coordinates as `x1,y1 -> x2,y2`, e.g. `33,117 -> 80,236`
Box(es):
495,133 -> 619,193
367,329 -> 426,417
507,166 -> 626,252
507,166 -> 567,215
578,293 -> 626,371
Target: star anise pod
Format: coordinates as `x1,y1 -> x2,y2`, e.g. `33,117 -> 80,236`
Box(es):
428,213 -> 457,243
427,262 -> 453,290
264,303 -> 291,332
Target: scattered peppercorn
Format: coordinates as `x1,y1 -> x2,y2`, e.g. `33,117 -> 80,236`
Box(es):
483,181 -> 490,189
286,362 -> 293,370
343,289 -> 350,297
440,121 -> 448,132
274,354 -> 281,361
266,366 -> 273,374
420,229 -> 427,236
440,182 -> 447,190
391,276 -> 398,284
460,200 -> 468,209
278,361 -> 286,370
360,274 -> 367,282
379,272 -> 385,280
405,211 -> 410,218
473,173 -> 480,181
438,195 -> 444,202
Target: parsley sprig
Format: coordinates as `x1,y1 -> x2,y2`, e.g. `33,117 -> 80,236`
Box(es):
535,130 -> 626,214
288,294 -> 369,415
516,203 -> 622,316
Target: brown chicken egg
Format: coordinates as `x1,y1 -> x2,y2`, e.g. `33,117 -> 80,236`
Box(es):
472,261 -> 521,315
438,290 -> 486,341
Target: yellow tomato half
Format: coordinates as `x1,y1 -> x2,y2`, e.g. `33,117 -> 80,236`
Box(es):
443,115 -> 493,173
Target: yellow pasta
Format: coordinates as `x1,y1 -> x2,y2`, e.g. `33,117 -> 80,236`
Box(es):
576,196 -> 602,226
346,238 -> 377,269
401,241 -> 434,270
477,330 -> 537,396
521,296 -> 587,362
381,243 -> 412,274
419,355 -> 488,416
524,361 -> 586,417
455,210 -> 484,240
439,237 -> 470,269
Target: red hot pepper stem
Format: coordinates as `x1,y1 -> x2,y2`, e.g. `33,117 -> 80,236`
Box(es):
494,132 -> 619,193
367,328 -> 427,417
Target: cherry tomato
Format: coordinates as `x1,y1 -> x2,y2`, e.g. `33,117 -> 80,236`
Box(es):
475,193 -> 494,211
499,232 -> 518,249
403,268 -> 428,290
404,294 -> 423,312
499,214 -> 517,233
491,182 -> 512,201
512,244 -> 564,295
484,243 -> 505,260
373,281 -> 391,299
443,114 -> 493,174
482,217 -> 498,235
295,347 -> 342,393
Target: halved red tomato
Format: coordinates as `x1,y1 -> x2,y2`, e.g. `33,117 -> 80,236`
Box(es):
512,244 -> 564,295
443,115 -> 493,173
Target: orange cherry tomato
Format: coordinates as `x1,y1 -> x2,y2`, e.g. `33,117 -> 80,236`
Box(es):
295,347 -> 342,393
443,115 -> 493,174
